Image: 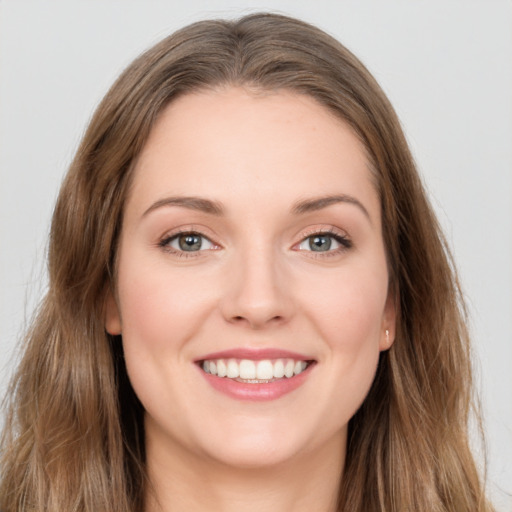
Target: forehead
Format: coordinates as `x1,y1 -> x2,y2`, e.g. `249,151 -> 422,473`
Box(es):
128,87 -> 378,219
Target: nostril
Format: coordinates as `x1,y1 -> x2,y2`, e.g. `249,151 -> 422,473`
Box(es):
229,314 -> 284,327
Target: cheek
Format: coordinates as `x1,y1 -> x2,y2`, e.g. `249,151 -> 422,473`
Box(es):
282,264 -> 388,441
115,257 -> 217,420
299,264 -> 388,350
297,262 -> 386,408
117,258 -> 216,352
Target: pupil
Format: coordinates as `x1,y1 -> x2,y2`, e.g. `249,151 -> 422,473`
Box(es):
310,235 -> 331,251
179,234 -> 202,251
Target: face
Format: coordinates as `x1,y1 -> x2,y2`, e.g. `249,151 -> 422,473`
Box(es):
106,88 -> 395,470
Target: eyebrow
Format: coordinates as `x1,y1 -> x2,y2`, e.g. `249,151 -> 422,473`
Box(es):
142,193 -> 370,221
291,194 -> 371,221
142,196 -> 224,217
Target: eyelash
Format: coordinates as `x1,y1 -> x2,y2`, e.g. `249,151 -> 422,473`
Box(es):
158,228 -> 352,258
295,228 -> 352,257
158,229 -> 218,258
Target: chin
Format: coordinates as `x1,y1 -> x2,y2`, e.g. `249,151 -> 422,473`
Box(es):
200,434 -> 305,470
191,414 -> 341,470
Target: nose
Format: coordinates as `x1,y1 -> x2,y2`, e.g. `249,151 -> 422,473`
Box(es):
220,248 -> 294,329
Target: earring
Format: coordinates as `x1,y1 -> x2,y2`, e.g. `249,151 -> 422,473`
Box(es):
385,329 -> 390,346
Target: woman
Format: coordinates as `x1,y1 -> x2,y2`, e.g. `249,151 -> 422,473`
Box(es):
0,12 -> 493,512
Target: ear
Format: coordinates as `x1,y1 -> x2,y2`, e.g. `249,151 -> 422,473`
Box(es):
104,287 -> 122,335
379,284 -> 397,351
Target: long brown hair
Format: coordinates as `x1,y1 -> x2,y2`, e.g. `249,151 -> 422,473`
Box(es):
0,12 -> 493,511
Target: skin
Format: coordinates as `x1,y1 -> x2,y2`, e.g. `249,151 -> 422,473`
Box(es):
106,87 -> 395,512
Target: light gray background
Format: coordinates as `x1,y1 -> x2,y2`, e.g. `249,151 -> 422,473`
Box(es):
1,1 -> 511,509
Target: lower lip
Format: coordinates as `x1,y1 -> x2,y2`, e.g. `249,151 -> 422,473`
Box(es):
198,364 -> 314,401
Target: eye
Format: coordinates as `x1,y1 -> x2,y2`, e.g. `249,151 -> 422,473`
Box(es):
297,232 -> 351,252
162,232 -> 216,252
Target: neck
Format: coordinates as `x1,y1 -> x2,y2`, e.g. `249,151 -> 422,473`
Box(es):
144,430 -> 345,512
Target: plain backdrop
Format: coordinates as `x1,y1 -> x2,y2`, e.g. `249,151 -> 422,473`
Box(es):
1,1 -> 511,509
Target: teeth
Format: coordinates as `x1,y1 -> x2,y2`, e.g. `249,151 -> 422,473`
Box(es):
201,357 -> 311,381
256,360 -> 274,380
239,360 -> 256,379
294,360 -> 307,375
284,360 -> 294,378
226,359 -> 239,379
273,360 -> 285,378
217,359 -> 227,377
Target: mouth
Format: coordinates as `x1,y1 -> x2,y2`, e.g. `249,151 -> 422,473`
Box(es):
195,350 -> 316,401
199,357 -> 315,383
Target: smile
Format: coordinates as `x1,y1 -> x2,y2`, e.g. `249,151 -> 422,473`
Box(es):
196,350 -> 316,401
201,358 -> 312,382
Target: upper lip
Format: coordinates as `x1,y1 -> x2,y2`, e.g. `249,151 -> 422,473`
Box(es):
195,348 -> 315,362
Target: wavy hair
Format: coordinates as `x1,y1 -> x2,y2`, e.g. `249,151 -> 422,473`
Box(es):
0,12 -> 493,511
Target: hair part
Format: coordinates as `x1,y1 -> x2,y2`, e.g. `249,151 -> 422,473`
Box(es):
0,12 -> 492,511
